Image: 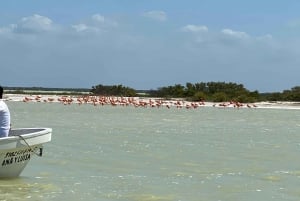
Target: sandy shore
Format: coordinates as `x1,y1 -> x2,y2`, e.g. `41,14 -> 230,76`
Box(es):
4,94 -> 300,110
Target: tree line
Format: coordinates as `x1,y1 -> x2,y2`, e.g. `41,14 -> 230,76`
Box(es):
260,86 -> 300,102
91,84 -> 136,97
147,82 -> 259,102
90,82 -> 300,103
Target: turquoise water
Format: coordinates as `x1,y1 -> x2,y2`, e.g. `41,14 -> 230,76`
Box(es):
1,102 -> 300,201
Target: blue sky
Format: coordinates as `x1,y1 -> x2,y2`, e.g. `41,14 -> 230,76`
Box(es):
1,0 -> 300,92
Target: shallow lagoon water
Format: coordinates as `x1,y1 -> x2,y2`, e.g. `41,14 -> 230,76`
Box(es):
1,102 -> 300,201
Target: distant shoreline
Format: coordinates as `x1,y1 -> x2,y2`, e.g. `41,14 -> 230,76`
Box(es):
4,94 -> 300,110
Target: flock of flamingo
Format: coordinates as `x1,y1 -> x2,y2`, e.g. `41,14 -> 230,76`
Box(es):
20,95 -> 258,109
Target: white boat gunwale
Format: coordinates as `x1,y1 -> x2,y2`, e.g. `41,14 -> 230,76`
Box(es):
7,127 -> 52,139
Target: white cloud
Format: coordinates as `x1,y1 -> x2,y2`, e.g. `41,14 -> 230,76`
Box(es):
0,15 -> 57,36
72,23 -> 96,32
72,14 -> 118,33
181,25 -> 208,33
16,14 -> 54,33
221,29 -> 249,39
94,15 -> 118,27
92,14 -> 105,23
143,10 -> 167,21
91,14 -> 118,26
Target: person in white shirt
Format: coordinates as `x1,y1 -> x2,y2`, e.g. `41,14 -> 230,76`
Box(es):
0,86 -> 10,137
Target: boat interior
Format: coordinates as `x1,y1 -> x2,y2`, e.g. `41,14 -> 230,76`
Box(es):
8,128 -> 46,136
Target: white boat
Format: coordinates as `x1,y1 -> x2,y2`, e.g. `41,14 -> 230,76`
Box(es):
0,128 -> 52,178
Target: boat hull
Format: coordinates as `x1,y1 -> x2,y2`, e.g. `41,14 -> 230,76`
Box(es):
0,128 -> 52,178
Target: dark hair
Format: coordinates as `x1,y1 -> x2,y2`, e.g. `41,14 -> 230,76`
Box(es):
0,86 -> 3,99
